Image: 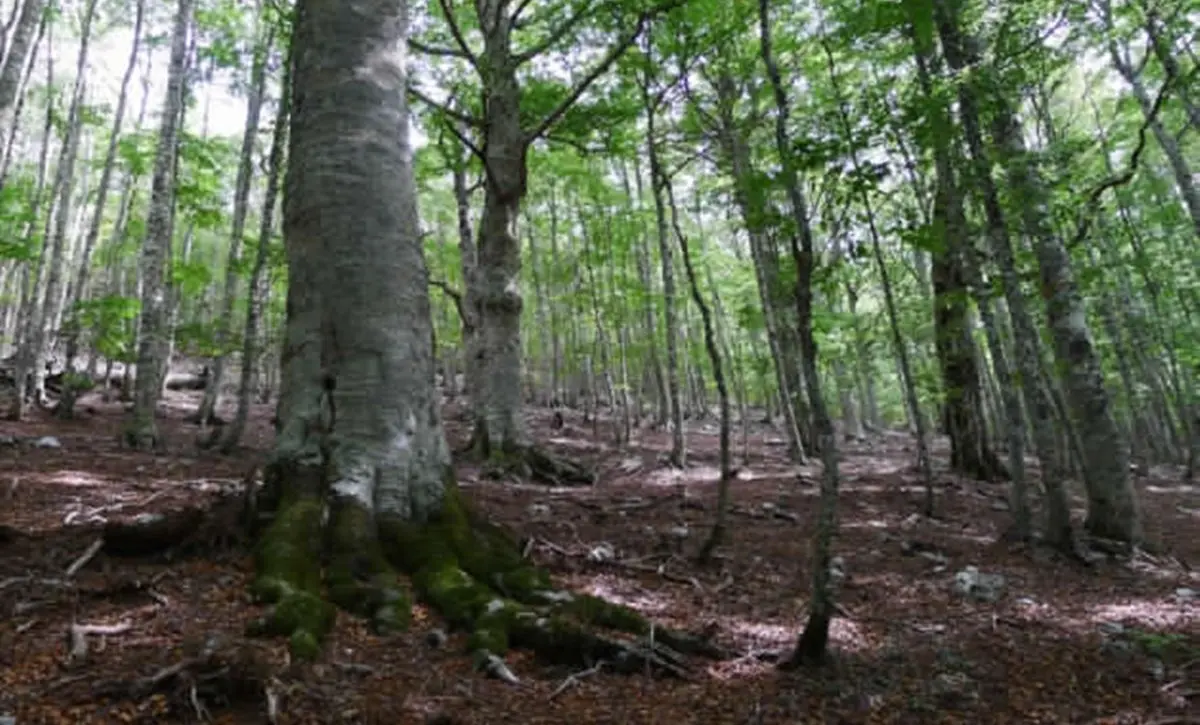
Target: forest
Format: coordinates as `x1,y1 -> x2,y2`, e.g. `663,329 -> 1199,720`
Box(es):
0,0 -> 1197,722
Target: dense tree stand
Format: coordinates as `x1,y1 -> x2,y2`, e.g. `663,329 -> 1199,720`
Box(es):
249,455 -> 722,677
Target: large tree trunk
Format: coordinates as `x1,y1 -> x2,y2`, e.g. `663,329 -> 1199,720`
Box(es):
252,1 -> 725,677
123,0 -> 191,449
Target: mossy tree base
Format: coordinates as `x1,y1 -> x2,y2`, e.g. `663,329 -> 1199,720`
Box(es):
249,462 -> 724,677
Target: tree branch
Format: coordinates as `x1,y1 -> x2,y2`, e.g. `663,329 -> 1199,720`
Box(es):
510,0 -> 538,30
408,38 -> 474,62
525,0 -> 687,144
514,0 -> 600,66
437,0 -> 480,70
1069,75 -> 1173,249
408,85 -> 485,129
428,278 -> 468,324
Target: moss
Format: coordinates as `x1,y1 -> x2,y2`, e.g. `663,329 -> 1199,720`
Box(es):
413,563 -> 492,626
252,495 -> 325,599
325,496 -> 412,633
247,494 -> 334,656
467,599 -> 521,653
507,612 -> 616,665
289,629 -> 323,660
562,594 -> 649,635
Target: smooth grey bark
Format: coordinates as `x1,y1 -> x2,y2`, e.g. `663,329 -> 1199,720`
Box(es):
641,54 -> 685,466
934,0 -> 1141,542
710,73 -> 806,465
21,8 -> 93,407
907,22 -> 1004,482
1143,8 -> 1200,133
1107,44 -> 1200,241
0,0 -> 43,168
622,158 -> 668,425
930,21 -> 1073,546
815,32 -> 934,511
523,207 -> 552,406
413,0 -> 653,472
124,0 -> 192,448
760,0 -> 840,665
222,61 -> 290,453
663,177 -> 731,560
198,12 -> 274,427
275,0 -> 448,520
59,0 -> 144,401
0,10 -> 44,184
5,17 -> 54,418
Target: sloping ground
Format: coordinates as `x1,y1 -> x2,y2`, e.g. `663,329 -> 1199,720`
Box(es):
0,392 -> 1196,724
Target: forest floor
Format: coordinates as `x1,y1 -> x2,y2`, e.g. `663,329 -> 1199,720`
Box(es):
0,382 -> 1197,725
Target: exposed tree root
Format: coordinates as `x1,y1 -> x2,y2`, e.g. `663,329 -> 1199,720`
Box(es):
481,444 -> 596,486
248,475 -> 725,678
100,490 -> 252,558
89,636 -> 272,718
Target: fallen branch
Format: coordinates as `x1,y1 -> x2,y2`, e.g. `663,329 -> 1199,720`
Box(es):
548,661 -> 606,699
65,537 -> 105,577
69,619 -> 133,661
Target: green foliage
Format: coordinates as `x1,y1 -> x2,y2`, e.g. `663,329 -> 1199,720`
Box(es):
72,295 -> 140,363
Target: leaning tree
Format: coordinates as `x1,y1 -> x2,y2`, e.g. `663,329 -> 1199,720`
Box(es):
250,0 -> 724,676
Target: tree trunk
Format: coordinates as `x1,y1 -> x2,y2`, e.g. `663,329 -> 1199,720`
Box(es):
220,40 -> 290,454
197,11 -> 274,429
935,0 -> 1141,543
0,0 -> 43,169
253,1 -> 726,677
5,14 -> 54,418
124,0 -> 191,449
929,3 -> 1075,547
59,0 -> 144,417
17,0 -> 96,412
664,177 -> 731,562
710,74 -> 806,465
642,65 -> 686,466
759,0 -> 840,665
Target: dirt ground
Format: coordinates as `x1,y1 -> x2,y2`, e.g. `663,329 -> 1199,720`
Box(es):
1,386 -> 1197,724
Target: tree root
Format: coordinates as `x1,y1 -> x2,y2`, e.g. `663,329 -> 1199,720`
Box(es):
248,481 -> 727,678
89,636 -> 272,717
482,444 -> 596,486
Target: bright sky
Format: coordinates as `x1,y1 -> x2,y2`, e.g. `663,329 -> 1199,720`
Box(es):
87,26 -> 249,140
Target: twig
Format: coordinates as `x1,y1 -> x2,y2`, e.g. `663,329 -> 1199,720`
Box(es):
333,661 -> 376,676
190,682 -> 211,722
548,661 -> 606,700
69,620 -> 133,660
65,537 -> 104,577
265,677 -> 282,724
1069,75 -> 1174,249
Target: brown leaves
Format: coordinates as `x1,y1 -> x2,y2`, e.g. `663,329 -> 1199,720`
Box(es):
1,401 -> 1197,723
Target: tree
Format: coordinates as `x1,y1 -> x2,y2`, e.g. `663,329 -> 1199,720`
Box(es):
410,0 -> 679,483
124,0 -> 193,449
252,0 -> 725,676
